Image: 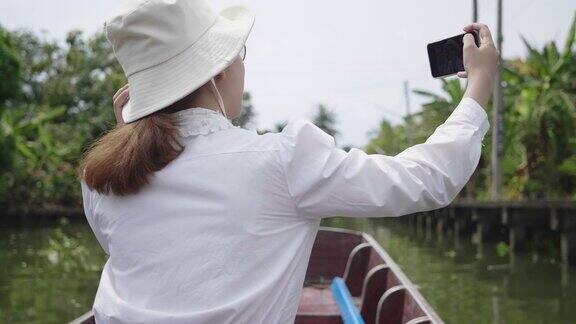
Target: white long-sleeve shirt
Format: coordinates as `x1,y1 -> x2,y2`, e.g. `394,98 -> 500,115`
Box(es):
81,97 -> 489,323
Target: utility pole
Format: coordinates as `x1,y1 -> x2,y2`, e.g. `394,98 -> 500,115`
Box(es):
472,0 -> 478,22
491,0 -> 504,200
404,81 -> 413,146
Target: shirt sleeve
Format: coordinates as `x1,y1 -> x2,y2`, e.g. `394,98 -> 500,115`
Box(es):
80,180 -> 109,254
276,97 -> 490,219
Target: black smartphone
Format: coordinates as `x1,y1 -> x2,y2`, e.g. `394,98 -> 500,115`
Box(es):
427,31 -> 480,78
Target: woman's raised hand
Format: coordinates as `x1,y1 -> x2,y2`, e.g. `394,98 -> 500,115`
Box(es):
113,84 -> 130,124
458,23 -> 499,107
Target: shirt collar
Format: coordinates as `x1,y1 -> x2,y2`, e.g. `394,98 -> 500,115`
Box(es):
174,107 -> 236,137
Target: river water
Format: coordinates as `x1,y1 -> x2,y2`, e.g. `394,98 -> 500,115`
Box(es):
1,216 -> 575,323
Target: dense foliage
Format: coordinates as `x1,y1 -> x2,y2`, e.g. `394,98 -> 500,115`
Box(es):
0,27 -> 256,210
0,28 -> 123,209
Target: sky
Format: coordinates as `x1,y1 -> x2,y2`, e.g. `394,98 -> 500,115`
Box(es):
1,0 -> 574,147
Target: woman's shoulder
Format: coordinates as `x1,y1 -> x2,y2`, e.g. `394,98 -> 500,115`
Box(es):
185,118 -> 337,158
248,118 -> 339,169
273,118 -> 336,151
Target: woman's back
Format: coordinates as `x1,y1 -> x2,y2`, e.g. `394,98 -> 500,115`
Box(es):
82,108 -> 321,323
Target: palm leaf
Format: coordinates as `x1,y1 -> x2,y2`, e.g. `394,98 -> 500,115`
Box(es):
521,36 -> 550,76
551,12 -> 576,76
562,12 -> 576,58
413,89 -> 447,102
33,106 -> 66,125
545,42 -> 560,65
15,140 -> 37,162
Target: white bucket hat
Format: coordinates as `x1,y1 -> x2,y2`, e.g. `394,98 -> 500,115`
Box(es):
105,0 -> 255,123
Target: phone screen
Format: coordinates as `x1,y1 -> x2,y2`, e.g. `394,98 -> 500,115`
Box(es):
427,32 -> 479,78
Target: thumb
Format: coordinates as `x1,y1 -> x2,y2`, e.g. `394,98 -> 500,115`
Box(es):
463,33 -> 477,50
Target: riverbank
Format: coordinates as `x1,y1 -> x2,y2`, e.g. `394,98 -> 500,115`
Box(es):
1,206 -> 84,228
3,199 -> 574,224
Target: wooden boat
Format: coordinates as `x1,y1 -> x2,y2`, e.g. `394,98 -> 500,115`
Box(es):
71,227 -> 443,324
295,227 -> 442,324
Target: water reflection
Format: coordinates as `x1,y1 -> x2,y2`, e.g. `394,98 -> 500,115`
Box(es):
323,215 -> 576,324
0,220 -> 105,323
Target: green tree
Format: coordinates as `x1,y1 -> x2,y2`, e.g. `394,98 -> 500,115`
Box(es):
1,29 -> 125,209
13,30 -> 125,133
257,121 -> 287,135
0,105 -> 71,207
312,104 -> 339,138
412,79 -> 467,142
0,24 -> 24,175
365,119 -> 407,155
0,24 -> 22,104
504,13 -> 576,198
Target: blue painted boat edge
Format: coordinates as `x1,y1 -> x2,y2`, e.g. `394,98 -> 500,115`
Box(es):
330,277 -> 365,324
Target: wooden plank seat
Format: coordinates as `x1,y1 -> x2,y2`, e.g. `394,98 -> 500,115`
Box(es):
298,281 -> 361,314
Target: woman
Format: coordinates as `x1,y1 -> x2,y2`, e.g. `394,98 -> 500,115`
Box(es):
79,0 -> 498,323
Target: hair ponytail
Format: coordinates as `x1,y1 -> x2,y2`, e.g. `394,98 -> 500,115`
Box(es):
79,111 -> 184,196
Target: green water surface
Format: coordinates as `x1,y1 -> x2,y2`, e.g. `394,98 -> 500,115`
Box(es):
1,217 -> 575,323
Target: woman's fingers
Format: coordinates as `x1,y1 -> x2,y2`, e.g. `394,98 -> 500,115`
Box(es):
463,33 -> 477,49
113,88 -> 129,124
113,84 -> 129,102
113,83 -> 130,114
463,23 -> 495,47
113,89 -> 130,110
457,71 -> 468,79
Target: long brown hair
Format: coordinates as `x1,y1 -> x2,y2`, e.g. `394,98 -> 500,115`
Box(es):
78,111 -> 184,196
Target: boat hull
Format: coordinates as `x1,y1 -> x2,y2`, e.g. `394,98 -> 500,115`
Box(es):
295,227 -> 442,324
